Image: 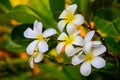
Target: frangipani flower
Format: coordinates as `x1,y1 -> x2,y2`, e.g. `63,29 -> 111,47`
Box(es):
58,4 -> 84,33
29,48 -> 43,68
24,20 -> 57,55
81,30 -> 101,53
56,31 -> 83,56
72,44 -> 106,76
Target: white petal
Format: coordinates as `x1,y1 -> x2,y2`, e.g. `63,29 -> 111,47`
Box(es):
57,32 -> 68,40
92,41 -> 101,46
72,55 -> 85,65
66,4 -> 77,15
58,20 -> 67,32
59,4 -> 77,19
56,42 -> 65,54
91,57 -> 105,68
29,56 -> 34,68
92,45 -> 106,56
38,40 -> 48,53
84,41 -> 92,54
80,62 -> 91,76
65,45 -> 75,56
33,20 -> 42,34
66,23 -> 76,34
26,40 -> 38,55
73,14 -> 84,25
59,10 -> 67,19
24,28 -> 37,38
72,36 -> 83,46
43,28 -> 57,38
34,53 -> 43,63
84,31 -> 95,43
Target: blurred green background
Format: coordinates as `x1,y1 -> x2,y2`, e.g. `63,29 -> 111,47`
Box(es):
0,0 -> 120,80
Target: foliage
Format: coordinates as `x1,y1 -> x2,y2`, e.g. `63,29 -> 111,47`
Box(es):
0,0 -> 120,80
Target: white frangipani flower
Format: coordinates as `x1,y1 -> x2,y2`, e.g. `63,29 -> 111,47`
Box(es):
58,4 -> 84,33
24,20 -> 57,55
29,48 -> 43,68
72,44 -> 106,76
81,30 -> 101,53
56,31 -> 83,57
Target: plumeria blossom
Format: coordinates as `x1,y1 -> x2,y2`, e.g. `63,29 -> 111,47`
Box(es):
81,30 -> 101,53
24,20 -> 56,68
24,20 -> 57,55
58,4 -> 84,33
56,30 -> 83,57
29,48 -> 43,68
72,44 -> 106,76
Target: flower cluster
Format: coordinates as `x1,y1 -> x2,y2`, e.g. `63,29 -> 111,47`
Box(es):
24,4 -> 106,76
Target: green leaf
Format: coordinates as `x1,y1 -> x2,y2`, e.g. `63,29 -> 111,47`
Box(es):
63,66 -> 86,80
6,5 -> 40,23
49,0 -> 65,21
0,0 -> 12,10
29,0 -> 58,30
39,64 -> 70,80
11,24 -> 33,47
93,8 -> 120,37
104,37 -> 120,55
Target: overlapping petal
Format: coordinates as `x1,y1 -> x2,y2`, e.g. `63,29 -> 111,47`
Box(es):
91,57 -> 105,68
72,55 -> 85,65
57,32 -> 68,40
29,56 -> 34,68
72,36 -> 83,46
43,28 -> 57,38
34,53 -> 43,63
80,62 -> 91,76
66,4 -> 77,15
84,31 -> 95,43
66,23 -> 76,34
65,44 -> 75,56
38,40 -> 48,53
58,20 -> 68,32
26,40 -> 38,55
92,45 -> 106,56
73,14 -> 84,25
56,42 -> 65,54
24,28 -> 37,38
33,20 -> 42,34
84,41 -> 92,54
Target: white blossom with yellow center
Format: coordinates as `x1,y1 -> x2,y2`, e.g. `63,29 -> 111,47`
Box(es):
72,44 -> 106,76
58,4 -> 84,33
24,20 -> 57,55
56,31 -> 83,57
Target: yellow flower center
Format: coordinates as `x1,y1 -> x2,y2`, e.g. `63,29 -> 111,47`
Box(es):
85,53 -> 94,62
64,10 -> 75,23
64,35 -> 74,45
37,34 -> 43,42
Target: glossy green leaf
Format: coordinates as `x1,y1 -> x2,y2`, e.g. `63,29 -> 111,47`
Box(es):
49,0 -> 65,21
104,37 -> 120,55
0,0 -> 12,10
29,0 -> 58,30
63,66 -> 86,80
39,64 -> 70,80
93,9 -> 120,37
11,24 -> 33,47
6,5 -> 40,23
